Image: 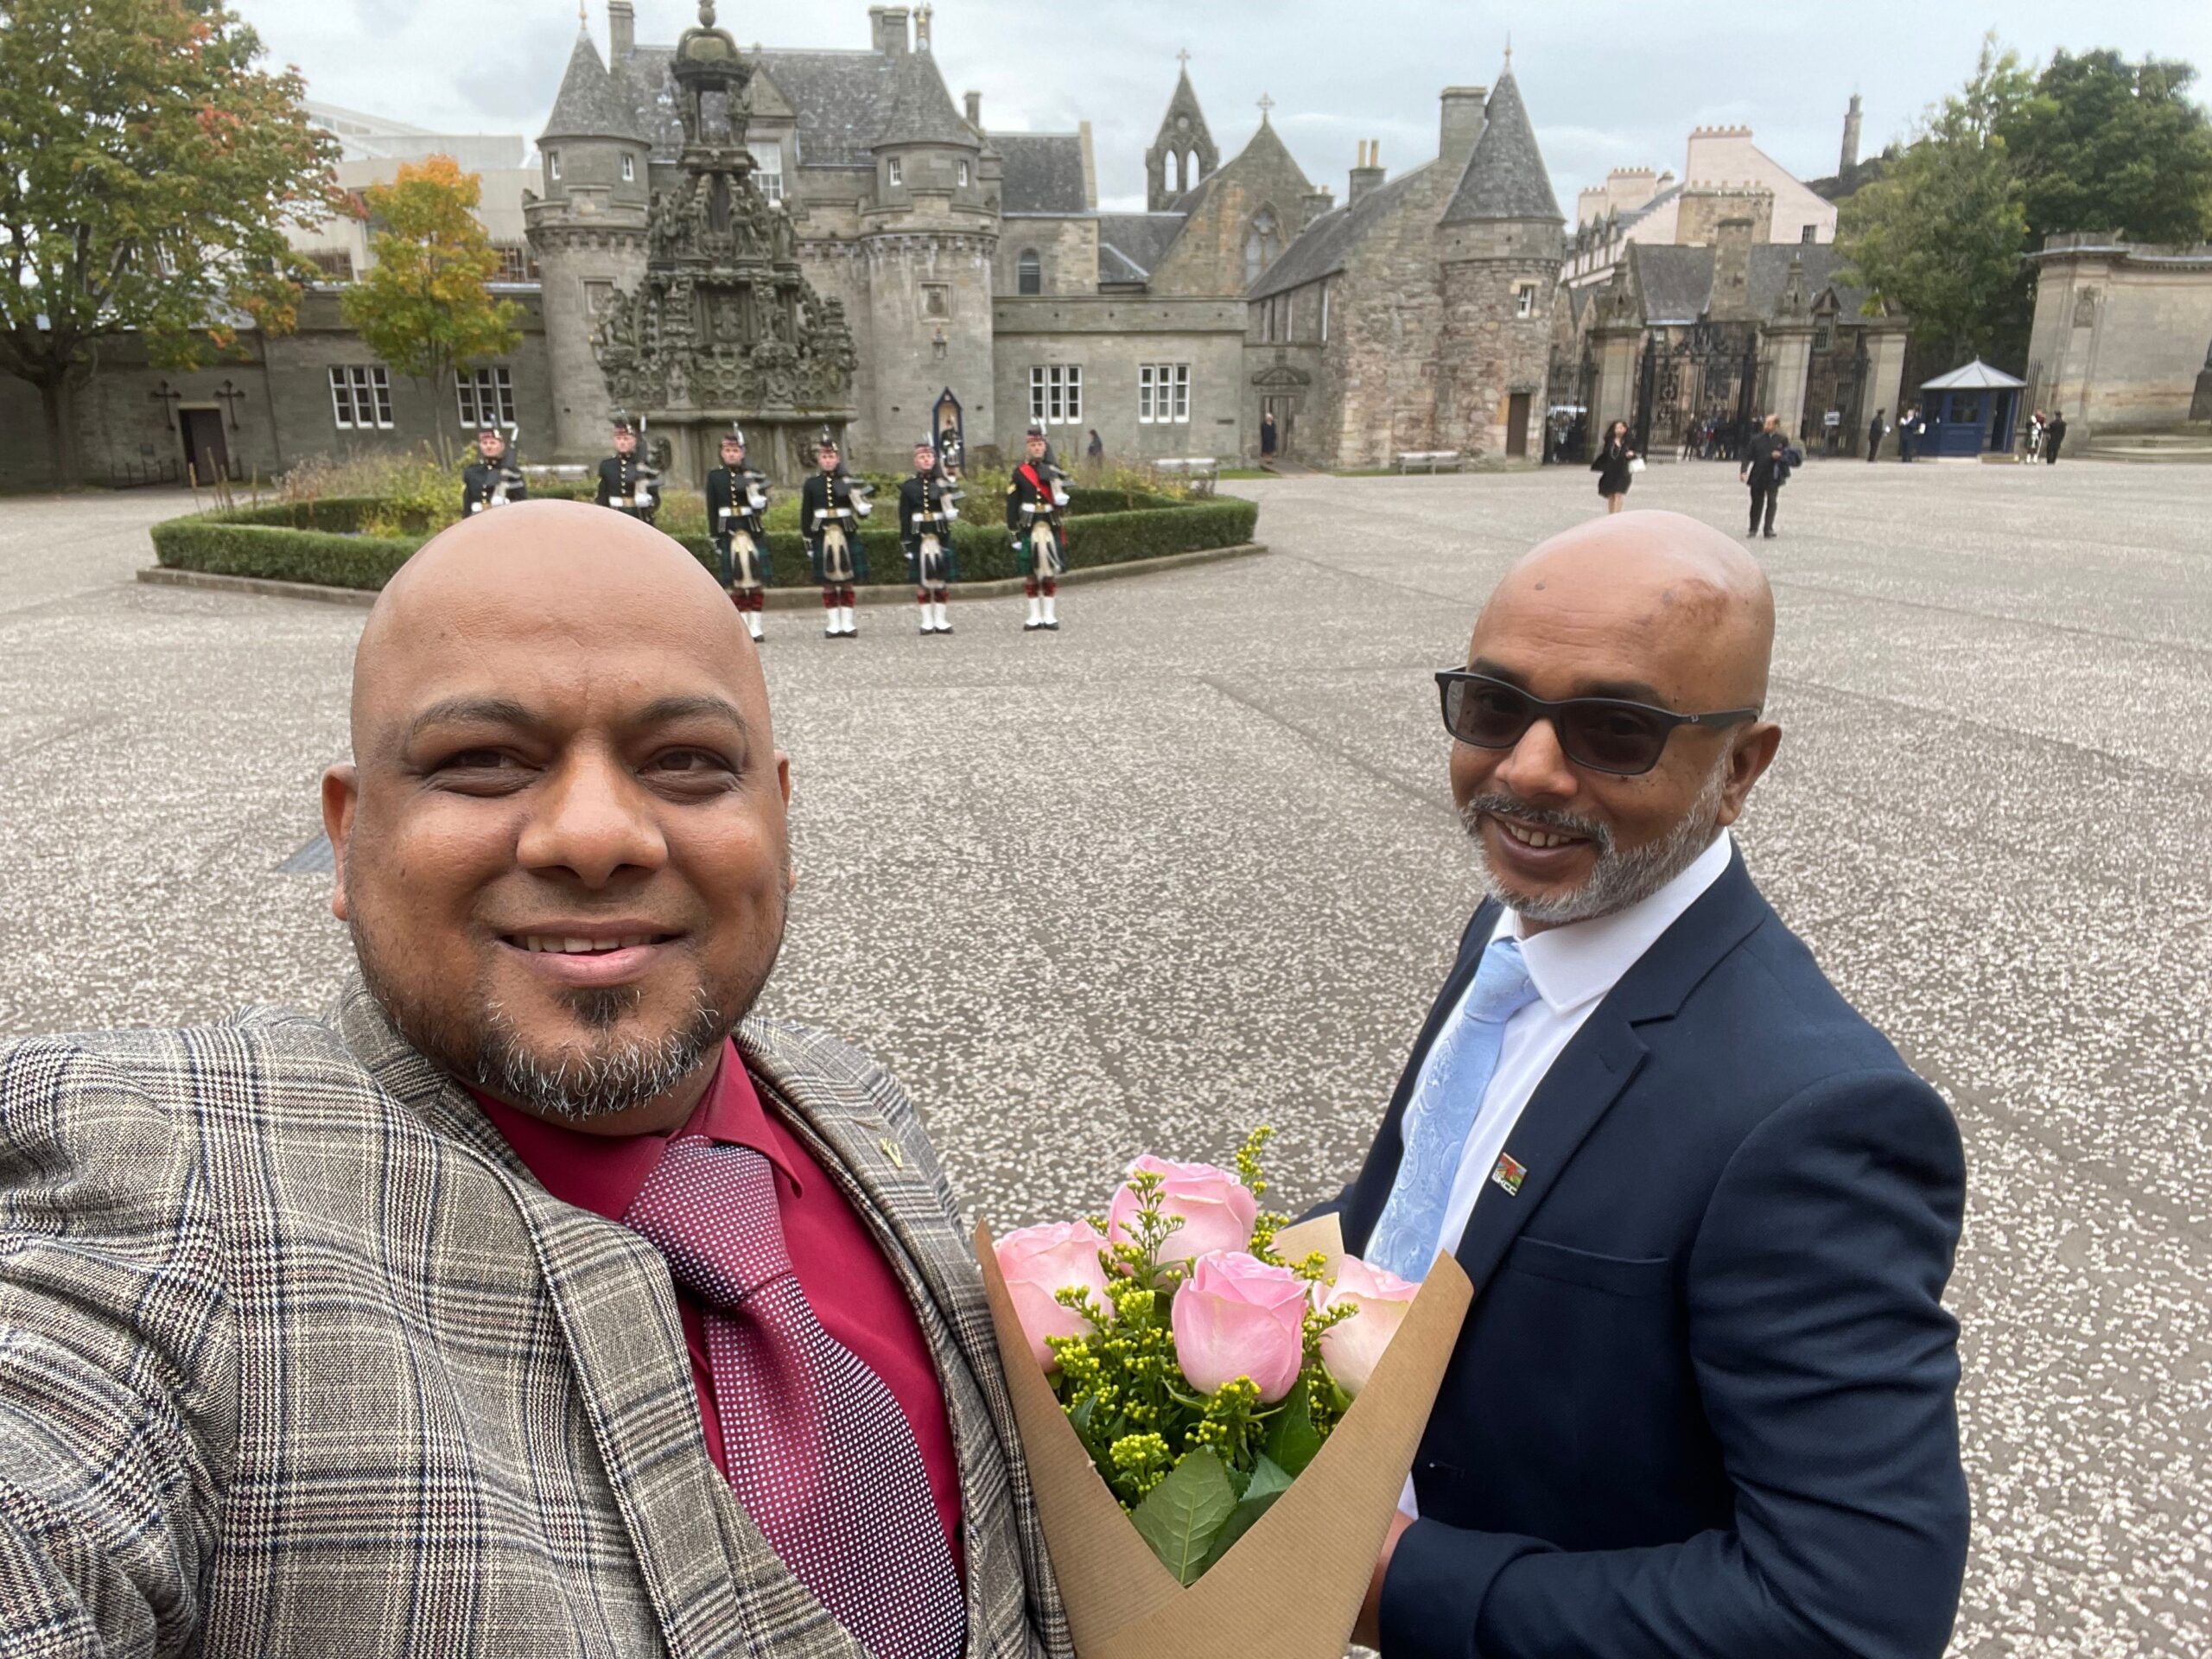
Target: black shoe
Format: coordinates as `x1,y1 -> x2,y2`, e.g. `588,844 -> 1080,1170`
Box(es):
1763,530 -> 1777,539
1044,620 -> 1060,631
1024,621 -> 1042,632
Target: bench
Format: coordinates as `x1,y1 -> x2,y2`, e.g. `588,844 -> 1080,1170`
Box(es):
1154,456 -> 1220,496
1395,450 -> 1464,474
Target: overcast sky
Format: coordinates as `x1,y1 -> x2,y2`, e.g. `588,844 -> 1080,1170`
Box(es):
245,0 -> 2212,216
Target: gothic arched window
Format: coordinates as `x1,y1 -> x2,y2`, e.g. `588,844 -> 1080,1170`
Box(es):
1243,208 -> 1281,286
1017,248 -> 1042,296
1167,150 -> 1183,194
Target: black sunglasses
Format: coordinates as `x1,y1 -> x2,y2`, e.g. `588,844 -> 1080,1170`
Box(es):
1435,671 -> 1760,777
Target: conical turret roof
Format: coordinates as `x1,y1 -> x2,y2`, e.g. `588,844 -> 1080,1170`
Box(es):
1440,69 -> 1560,224
873,48 -> 978,149
542,30 -> 645,143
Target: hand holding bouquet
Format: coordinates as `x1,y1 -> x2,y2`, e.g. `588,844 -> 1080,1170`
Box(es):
976,1130 -> 1472,1659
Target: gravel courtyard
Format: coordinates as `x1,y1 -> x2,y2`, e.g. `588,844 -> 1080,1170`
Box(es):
1,455 -> 2206,1656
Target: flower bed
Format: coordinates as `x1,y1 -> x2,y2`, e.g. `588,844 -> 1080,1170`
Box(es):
149,487 -> 1256,594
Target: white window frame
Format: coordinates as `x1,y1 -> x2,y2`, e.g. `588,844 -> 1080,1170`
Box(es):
1138,363 -> 1191,424
1028,364 -> 1083,425
547,150 -> 561,181
753,144 -> 785,205
958,159 -> 971,188
1319,279 -> 1330,342
454,365 -> 515,429
887,156 -> 903,188
1514,283 -> 1535,319
328,365 -> 392,430
620,152 -> 635,182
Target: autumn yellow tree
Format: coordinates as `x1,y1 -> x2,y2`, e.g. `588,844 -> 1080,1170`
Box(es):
341,156 -> 523,464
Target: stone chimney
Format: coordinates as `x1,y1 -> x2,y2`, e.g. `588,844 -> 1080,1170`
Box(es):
1840,93 -> 1863,175
868,6 -> 911,55
1348,140 -> 1384,207
1439,86 -> 1486,179
1301,187 -> 1335,227
1709,213 -> 1757,321
964,89 -> 982,129
607,0 -> 633,60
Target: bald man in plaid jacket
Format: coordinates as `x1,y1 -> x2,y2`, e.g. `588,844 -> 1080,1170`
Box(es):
0,505 -> 1067,1659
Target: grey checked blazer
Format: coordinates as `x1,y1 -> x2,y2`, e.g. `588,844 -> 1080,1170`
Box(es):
0,982 -> 1070,1659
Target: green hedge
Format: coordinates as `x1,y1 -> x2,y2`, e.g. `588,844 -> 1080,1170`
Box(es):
151,493 -> 1258,594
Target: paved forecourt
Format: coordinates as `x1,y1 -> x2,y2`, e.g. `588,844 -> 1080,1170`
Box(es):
0,456 -> 2207,1656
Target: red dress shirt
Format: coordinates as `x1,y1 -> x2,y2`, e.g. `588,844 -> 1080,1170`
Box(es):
474,1044 -> 964,1566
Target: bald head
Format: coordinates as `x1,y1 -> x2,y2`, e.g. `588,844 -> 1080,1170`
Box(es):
326,499 -> 793,1134
1481,509 -> 1775,710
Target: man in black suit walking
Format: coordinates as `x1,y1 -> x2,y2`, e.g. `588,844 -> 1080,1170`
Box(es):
1338,510 -> 1968,1659
1739,412 -> 1790,538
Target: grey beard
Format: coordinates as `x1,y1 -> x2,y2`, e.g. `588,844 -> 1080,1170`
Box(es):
1460,757 -> 1730,926
470,986 -> 728,1122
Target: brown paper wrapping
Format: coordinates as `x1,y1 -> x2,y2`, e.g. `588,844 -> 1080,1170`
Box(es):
976,1215 -> 1474,1659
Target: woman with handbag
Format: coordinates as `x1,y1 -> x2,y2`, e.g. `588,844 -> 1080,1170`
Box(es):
1591,419 -> 1638,513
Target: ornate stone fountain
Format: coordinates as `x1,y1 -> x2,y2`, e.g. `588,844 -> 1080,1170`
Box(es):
592,3 -> 856,486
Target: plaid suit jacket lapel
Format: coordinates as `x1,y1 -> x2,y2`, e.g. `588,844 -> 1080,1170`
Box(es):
333,984 -> 796,1659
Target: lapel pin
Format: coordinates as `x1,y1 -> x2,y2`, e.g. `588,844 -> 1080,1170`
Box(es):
879,1137 -> 906,1171
1490,1152 -> 1528,1197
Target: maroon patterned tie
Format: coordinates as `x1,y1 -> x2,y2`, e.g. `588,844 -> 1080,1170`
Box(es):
623,1136 -> 966,1659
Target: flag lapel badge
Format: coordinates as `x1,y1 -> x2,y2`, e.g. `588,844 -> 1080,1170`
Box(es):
1490,1152 -> 1528,1197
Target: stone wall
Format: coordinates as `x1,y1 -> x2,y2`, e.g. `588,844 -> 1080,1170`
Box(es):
1306,163 -> 1454,467
857,232 -> 998,468
1433,246 -> 1559,460
992,296 -> 1245,462
529,216 -> 646,458
2027,237 -> 2212,436
1147,124 -> 1313,300
995,215 -> 1100,299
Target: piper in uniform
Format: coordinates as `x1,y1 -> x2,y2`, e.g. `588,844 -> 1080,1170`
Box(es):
594,413 -> 660,524
461,424 -> 526,517
705,424 -> 774,642
899,439 -> 962,636
800,429 -> 871,639
1007,424 -> 1069,632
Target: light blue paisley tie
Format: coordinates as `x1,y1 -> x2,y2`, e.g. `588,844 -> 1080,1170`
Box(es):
1367,938 -> 1540,1281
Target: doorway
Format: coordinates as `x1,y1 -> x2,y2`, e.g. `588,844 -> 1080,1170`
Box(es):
179,408 -> 230,485
1504,392 -> 1531,459
1261,395 -> 1294,459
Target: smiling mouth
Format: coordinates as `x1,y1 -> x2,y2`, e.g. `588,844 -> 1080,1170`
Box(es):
502,933 -> 678,956
1492,817 -> 1592,852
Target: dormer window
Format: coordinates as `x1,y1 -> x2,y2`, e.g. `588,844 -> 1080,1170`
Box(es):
621,153 -> 635,182
887,156 -> 903,188
548,150 -> 562,181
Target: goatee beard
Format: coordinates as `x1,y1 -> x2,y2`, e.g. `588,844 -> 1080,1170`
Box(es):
1460,758 -> 1729,925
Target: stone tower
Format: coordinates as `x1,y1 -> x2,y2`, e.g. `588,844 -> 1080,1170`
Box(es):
1145,63 -> 1219,210
1433,66 -> 1564,459
1840,92 -> 1864,176
525,25 -> 652,461
590,2 -> 858,486
857,19 -> 995,465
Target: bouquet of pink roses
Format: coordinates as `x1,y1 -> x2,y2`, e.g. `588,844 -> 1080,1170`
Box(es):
976,1129 -> 1472,1659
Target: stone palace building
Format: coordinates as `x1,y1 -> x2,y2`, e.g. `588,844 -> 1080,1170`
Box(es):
0,1 -> 1568,487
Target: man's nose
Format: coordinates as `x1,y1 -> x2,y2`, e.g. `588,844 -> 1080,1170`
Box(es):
515,749 -> 668,887
1491,715 -> 1581,804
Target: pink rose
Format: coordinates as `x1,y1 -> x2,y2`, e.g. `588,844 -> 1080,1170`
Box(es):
1107,1155 -> 1258,1265
995,1221 -> 1113,1371
1317,1255 -> 1421,1398
1172,1251 -> 1308,1402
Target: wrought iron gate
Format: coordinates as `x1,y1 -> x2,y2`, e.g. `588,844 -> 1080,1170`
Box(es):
1632,321 -> 1762,458
1543,345 -> 1598,464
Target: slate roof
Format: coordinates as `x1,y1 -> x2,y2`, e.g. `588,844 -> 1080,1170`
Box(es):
1440,71 -> 1560,224
1096,213 -> 1186,280
618,45 -> 898,166
995,132 -> 1088,213
543,31 -> 645,143
1097,243 -> 1147,284
874,48 -> 978,149
1748,243 -> 1866,318
1248,162 -> 1435,300
1634,245 -> 1714,323
1631,242 -> 1872,324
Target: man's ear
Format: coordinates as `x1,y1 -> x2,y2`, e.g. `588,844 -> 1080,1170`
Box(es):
1714,722 -> 1783,828
321,764 -> 359,922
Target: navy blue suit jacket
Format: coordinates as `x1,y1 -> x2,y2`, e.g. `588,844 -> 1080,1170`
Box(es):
1329,851 -> 1969,1659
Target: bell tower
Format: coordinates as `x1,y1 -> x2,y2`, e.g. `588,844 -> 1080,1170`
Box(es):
1144,53 -> 1219,210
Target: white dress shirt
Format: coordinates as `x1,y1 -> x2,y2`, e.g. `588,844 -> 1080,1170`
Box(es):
1397,830 -> 1735,1517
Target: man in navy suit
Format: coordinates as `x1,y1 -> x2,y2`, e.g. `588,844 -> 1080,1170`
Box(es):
1339,510 -> 1968,1659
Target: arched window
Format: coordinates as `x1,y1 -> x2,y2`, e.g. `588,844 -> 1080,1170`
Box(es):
1017,248 -> 1042,296
1186,146 -> 1203,187
1243,207 -> 1281,286
1167,150 -> 1182,194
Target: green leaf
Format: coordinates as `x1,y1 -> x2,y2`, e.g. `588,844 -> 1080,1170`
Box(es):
1128,1450 -> 1236,1586
1205,1453 -> 1294,1570
1262,1377 -> 1322,1477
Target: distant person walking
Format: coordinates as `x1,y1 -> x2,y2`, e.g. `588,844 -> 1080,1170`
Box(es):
1741,412 -> 1792,539
2044,410 -> 2067,465
1591,418 -> 1637,514
1866,408 -> 1887,461
2024,410 -> 2045,461
1897,406 -> 1918,463
1086,428 -> 1103,466
1260,410 -> 1277,458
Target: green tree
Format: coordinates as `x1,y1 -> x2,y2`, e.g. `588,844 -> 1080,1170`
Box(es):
2001,49 -> 2212,248
1838,37 -> 2036,369
0,0 -> 340,486
340,156 -> 522,466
